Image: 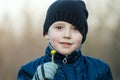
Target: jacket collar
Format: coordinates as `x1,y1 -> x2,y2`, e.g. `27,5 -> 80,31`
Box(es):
45,43 -> 83,64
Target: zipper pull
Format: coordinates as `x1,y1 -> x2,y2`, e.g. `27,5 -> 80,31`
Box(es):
63,55 -> 68,64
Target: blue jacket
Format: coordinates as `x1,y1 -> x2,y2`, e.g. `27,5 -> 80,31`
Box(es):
17,45 -> 113,80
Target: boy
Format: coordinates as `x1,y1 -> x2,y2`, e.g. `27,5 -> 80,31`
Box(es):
17,0 -> 113,80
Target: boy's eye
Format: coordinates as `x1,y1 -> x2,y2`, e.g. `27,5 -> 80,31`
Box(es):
73,27 -> 77,30
55,26 -> 63,29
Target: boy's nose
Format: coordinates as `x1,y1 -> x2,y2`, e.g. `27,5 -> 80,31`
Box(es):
63,30 -> 71,39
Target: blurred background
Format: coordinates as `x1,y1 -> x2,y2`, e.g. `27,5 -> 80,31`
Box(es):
0,0 -> 120,80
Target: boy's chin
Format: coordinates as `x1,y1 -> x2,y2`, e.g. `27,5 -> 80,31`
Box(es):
58,51 -> 73,55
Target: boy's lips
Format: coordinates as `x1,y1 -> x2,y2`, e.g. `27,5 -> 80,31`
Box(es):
60,42 -> 72,44
59,42 -> 73,47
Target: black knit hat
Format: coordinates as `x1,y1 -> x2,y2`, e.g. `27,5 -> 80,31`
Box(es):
43,0 -> 88,44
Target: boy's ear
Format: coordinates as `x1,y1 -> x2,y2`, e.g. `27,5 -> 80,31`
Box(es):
44,33 -> 49,40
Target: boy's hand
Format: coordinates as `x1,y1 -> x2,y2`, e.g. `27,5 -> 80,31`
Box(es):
32,62 -> 58,80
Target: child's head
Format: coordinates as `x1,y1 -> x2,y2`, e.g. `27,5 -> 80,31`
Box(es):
45,21 -> 83,55
43,0 -> 88,55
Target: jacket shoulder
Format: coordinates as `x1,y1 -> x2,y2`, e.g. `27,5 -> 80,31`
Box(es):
84,56 -> 109,67
83,56 -> 113,79
17,56 -> 45,80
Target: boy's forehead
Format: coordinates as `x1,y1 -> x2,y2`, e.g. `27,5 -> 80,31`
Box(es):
52,21 -> 75,26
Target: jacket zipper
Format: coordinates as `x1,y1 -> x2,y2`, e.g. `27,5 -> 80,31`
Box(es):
62,55 -> 77,80
61,55 -> 68,80
73,65 -> 77,80
63,55 -> 68,64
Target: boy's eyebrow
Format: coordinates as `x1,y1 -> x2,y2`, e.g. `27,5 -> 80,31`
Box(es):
54,22 -> 76,28
55,22 -> 64,24
54,22 -> 64,26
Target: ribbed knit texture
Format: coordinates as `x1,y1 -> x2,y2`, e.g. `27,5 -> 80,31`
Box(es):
43,0 -> 88,43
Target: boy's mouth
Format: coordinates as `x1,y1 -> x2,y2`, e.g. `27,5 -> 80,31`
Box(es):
59,42 -> 72,47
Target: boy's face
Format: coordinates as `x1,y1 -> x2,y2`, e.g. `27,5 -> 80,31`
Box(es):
45,21 -> 83,55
